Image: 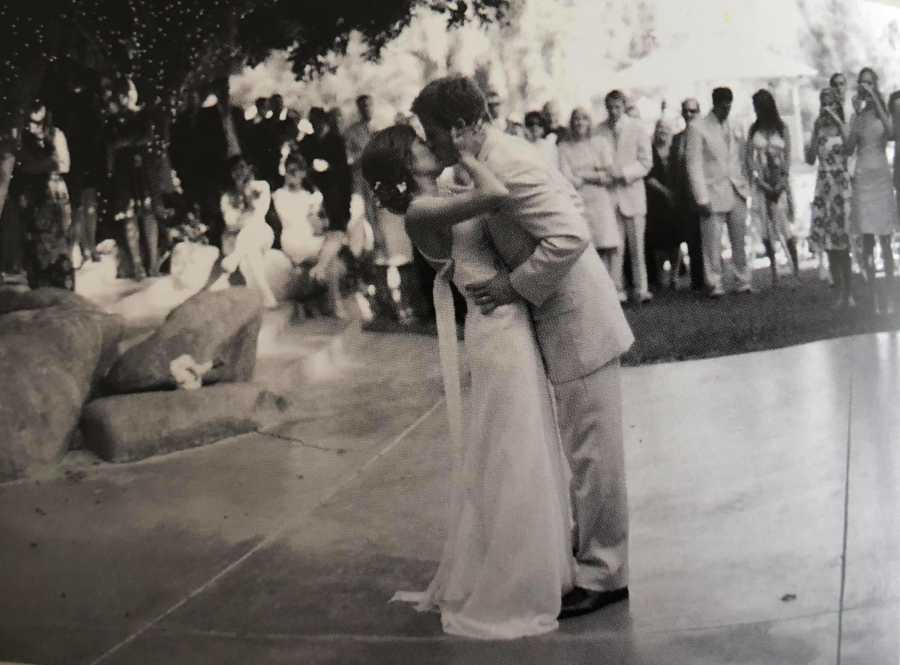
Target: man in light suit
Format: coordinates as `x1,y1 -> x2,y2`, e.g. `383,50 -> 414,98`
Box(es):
595,90 -> 653,303
412,77 -> 635,619
686,87 -> 752,297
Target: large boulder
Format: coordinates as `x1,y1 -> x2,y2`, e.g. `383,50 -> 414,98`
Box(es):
103,288 -> 263,394
0,287 -> 125,385
80,383 -> 290,462
107,243 -> 220,331
0,307 -> 106,479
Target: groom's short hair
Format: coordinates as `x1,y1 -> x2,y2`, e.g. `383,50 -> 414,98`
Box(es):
411,76 -> 490,130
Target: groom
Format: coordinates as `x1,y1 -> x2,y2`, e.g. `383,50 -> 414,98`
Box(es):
412,77 -> 635,619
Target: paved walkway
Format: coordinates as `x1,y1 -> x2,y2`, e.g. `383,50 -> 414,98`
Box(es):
1,308 -> 898,664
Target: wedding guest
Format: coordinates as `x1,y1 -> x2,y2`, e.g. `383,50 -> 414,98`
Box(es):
12,99 -> 75,290
345,95 -> 378,232
273,152 -> 327,264
890,88 -> 900,212
830,72 -> 853,125
807,87 -> 854,308
596,89 -> 653,303
541,100 -> 570,144
686,86 -> 752,297
105,78 -> 159,279
483,86 -> 504,127
169,90 -> 204,213
260,94 -> 292,189
558,107 -> 619,274
645,118 -> 681,289
273,152 -> 348,314
56,67 -> 105,264
746,89 -> 799,285
243,97 -> 271,184
297,107 -> 353,237
192,78 -> 246,249
846,67 -> 897,314
214,154 -> 278,308
524,110 -> 560,168
832,70 -> 865,284
670,98 -> 705,290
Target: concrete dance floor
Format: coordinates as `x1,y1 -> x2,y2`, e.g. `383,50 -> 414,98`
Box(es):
1,315 -> 898,664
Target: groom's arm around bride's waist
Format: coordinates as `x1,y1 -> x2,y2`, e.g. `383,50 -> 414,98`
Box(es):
489,149 -> 592,309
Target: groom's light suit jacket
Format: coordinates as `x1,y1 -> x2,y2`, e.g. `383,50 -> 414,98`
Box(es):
478,129 -> 634,384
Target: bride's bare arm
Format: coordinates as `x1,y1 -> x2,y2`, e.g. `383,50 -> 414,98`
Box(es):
407,153 -> 509,229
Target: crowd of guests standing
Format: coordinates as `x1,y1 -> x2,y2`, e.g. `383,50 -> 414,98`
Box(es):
512,69 -> 899,313
1,72 -> 381,318
3,66 -> 899,320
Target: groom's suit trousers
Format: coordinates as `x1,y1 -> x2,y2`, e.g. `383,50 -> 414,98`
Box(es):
552,358 -> 628,592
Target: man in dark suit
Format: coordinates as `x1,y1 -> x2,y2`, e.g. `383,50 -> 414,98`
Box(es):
190,78 -> 247,249
670,97 -> 705,291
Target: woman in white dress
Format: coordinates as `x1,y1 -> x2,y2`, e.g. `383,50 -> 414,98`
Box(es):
273,152 -> 327,265
362,124 -> 574,639
211,155 -> 278,308
557,107 -> 619,275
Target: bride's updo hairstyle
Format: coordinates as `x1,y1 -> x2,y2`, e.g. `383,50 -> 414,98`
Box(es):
361,124 -> 419,215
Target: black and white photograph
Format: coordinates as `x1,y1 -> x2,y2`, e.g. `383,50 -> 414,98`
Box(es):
0,0 -> 898,663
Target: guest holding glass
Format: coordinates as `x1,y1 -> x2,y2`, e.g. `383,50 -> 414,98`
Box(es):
806,87 -> 854,308
557,107 -> 619,274
846,67 -> 897,314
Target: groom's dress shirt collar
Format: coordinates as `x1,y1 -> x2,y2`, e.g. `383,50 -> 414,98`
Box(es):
477,126 -> 504,164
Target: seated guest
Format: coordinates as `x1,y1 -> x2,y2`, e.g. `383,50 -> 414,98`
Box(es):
210,155 -> 278,308
273,152 -> 327,264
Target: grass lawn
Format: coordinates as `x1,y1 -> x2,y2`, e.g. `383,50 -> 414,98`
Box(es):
621,267 -> 900,365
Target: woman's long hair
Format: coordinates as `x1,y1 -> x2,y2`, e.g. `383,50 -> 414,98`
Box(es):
361,124 -> 419,215
749,89 -> 786,140
568,107 -> 593,141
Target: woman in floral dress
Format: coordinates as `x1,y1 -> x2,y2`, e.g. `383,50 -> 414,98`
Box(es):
806,87 -> 854,308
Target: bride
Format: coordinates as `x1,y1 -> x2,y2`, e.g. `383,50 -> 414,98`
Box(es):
362,124 -> 575,639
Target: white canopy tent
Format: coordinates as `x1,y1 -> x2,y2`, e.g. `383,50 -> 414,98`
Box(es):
607,35 -> 818,161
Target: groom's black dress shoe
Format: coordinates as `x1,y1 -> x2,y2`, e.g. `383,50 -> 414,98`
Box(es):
558,586 -> 629,620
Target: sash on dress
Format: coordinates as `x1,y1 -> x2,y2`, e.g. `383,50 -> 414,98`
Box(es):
390,257 -> 464,610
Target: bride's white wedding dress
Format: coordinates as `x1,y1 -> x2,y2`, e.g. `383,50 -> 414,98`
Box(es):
394,217 -> 574,639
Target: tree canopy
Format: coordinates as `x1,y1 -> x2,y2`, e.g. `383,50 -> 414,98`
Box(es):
0,0 -> 510,133
0,0 -> 509,214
